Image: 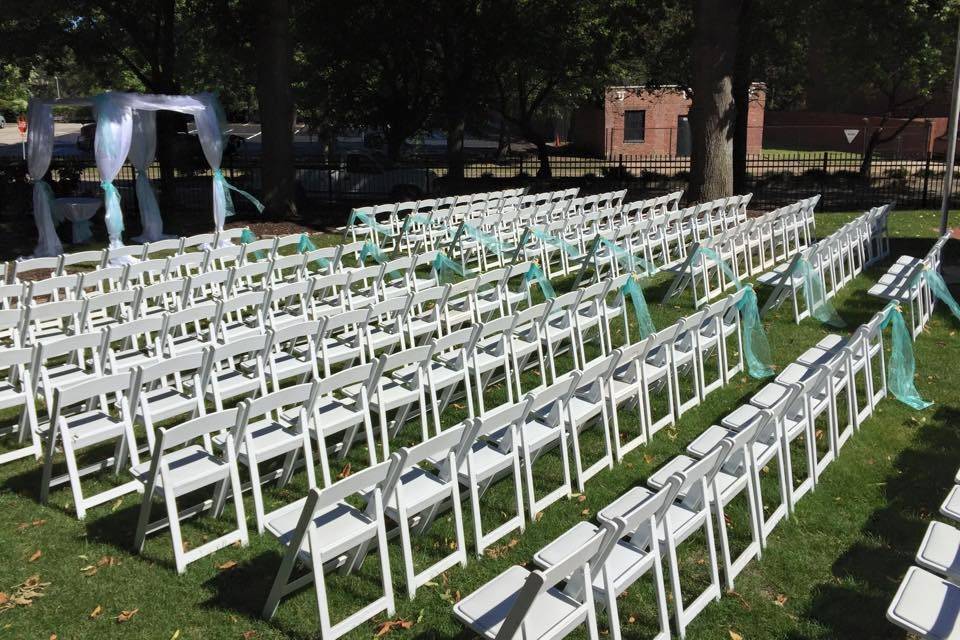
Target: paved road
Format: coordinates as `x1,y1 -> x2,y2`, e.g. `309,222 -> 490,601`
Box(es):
0,122 -> 85,157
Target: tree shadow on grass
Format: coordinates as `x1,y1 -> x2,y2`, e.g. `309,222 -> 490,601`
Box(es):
789,406 -> 960,640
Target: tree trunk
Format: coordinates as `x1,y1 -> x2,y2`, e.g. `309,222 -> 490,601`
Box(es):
524,127 -> 552,178
859,128 -> 881,177
446,110 -> 466,181
255,0 -> 297,220
732,0 -> 753,195
688,0 -> 742,202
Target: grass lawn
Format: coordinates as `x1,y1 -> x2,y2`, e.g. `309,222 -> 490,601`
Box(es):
761,148 -> 863,160
0,209 -> 958,639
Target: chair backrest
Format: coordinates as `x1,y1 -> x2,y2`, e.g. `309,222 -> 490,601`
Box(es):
528,374 -> 579,428
27,273 -> 80,302
497,521 -> 614,640
143,238 -> 183,258
53,371 -> 130,412
160,407 -> 240,452
674,440 -> 732,509
238,382 -> 313,442
315,361 -> 383,400
61,249 -> 106,271
12,257 -> 61,282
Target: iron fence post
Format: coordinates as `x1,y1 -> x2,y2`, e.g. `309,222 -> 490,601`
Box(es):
922,152 -> 932,208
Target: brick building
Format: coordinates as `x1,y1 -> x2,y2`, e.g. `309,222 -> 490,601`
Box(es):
570,84 -> 766,158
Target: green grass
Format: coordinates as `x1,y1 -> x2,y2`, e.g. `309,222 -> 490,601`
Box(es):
1,211 -> 958,639
762,148 -> 862,159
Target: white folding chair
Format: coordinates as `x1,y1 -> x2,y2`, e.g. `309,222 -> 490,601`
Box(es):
131,408 -> 248,573
536,482 -> 676,640
426,326 -> 481,431
0,346 -> 41,465
261,457 -> 403,640
100,315 -> 165,375
202,333 -> 271,412
231,384 -> 318,533
21,298 -> 85,345
40,373 -> 141,520
368,345 -> 435,456
887,566 -> 960,640
79,289 -> 137,333
130,351 -> 209,450
318,308 -> 371,376
265,319 -> 323,389
310,362 -> 383,484
454,520 -> 614,640
214,289 -> 269,344
160,302 -> 218,357
387,424 -> 470,598
564,353 -> 619,490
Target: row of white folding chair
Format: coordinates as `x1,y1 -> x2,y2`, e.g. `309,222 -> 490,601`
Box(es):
868,229 -> 947,338
759,203 -> 889,322
619,190 -> 684,224
349,187 -> 566,244
7,228 -> 258,285
661,201 -> 815,307
473,306 -> 887,640
885,474 -> 960,638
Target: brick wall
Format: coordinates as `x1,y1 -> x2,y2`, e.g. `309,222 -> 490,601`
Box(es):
764,111 -> 941,156
569,84 -> 766,158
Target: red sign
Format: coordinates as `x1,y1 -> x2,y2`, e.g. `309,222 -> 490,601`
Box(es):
17,119 -> 27,136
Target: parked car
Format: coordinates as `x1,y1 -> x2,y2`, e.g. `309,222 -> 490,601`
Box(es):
327,151 -> 436,200
0,114 -> 6,128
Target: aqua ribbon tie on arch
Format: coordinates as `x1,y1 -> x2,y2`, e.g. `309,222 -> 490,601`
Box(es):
212,169 -> 264,218
100,180 -> 125,236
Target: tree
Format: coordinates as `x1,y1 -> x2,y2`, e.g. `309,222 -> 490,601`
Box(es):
488,0 -> 621,177
256,0 -> 296,219
812,0 -> 956,174
688,0 -> 742,202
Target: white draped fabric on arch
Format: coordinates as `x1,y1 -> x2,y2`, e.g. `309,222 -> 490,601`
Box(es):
25,91 -> 262,259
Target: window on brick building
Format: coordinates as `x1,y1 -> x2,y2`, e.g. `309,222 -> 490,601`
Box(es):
623,110 -> 646,142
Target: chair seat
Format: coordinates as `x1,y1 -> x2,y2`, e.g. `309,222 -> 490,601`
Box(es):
266,498 -> 378,563
567,395 -> 603,425
750,382 -> 792,411
534,521 -> 652,597
887,566 -> 960,640
383,467 -> 449,516
428,360 -> 464,389
916,521 -> 960,582
43,364 -> 97,392
598,485 -> 657,523
229,419 -> 303,461
110,349 -> 160,373
137,386 -> 198,423
270,351 -> 314,380
221,321 -> 262,342
207,369 -> 261,399
722,404 -> 765,432
131,444 -> 229,497
458,442 -> 514,481
62,410 -> 127,449
370,374 -> 419,411
320,337 -> 362,364
941,485 -> 960,523
313,398 -> 364,436
686,425 -> 731,459
454,565 -> 584,640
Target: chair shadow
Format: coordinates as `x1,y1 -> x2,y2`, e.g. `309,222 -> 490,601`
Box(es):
790,405 -> 960,639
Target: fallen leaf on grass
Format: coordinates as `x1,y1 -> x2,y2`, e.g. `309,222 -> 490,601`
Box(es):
577,494 -> 587,503
170,630 -> 181,640
241,632 -> 257,640
15,520 -> 46,532
0,593 -> 7,606
110,497 -> 124,512
375,618 -> 414,636
338,463 -> 352,479
217,560 -> 238,571
116,608 -> 139,623
774,594 -> 788,607
89,605 -> 103,619
643,454 -> 655,465
581,508 -> 590,516
28,550 -> 41,563
0,575 -> 50,612
729,630 -> 743,640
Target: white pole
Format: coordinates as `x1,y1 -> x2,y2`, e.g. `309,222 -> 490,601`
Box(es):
940,16 -> 960,235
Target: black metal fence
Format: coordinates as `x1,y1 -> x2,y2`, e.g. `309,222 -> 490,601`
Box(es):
2,151 -> 958,214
